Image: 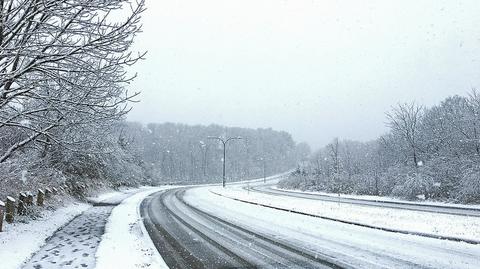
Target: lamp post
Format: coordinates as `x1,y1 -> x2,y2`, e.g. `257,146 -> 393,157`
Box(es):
258,157 -> 267,183
261,157 -> 266,183
208,136 -> 242,187
199,141 -> 208,179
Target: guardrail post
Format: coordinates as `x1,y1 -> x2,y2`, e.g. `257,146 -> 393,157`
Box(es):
19,192 -> 27,202
0,200 -> 4,232
26,192 -> 34,206
45,187 -> 52,198
37,189 -> 45,206
18,192 -> 27,215
6,196 -> 15,223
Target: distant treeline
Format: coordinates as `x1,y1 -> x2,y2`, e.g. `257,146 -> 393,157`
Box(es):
119,122 -> 305,184
0,119 -> 305,198
280,91 -> 480,203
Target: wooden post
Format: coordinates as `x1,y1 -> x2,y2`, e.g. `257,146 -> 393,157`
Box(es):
18,193 -> 27,215
45,188 -> 52,198
37,189 -> 45,206
26,192 -> 34,206
19,192 -> 26,202
0,200 -> 5,232
6,196 -> 15,223
17,200 -> 25,215
63,184 -> 70,194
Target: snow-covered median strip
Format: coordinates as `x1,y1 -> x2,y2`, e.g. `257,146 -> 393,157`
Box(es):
0,202 -> 90,269
212,186 -> 480,242
95,187 -> 172,269
274,186 -> 480,210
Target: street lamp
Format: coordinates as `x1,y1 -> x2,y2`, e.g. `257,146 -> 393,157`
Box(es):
260,157 -> 266,183
199,141 -> 208,179
208,136 -> 242,187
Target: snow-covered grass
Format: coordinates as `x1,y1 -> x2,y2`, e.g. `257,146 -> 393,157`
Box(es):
0,201 -> 90,269
185,186 -> 480,269
95,187 -> 173,269
213,185 -> 480,241
274,186 -> 480,209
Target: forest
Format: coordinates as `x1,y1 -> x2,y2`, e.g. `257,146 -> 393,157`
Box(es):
280,91 -> 480,203
119,122 -> 303,183
0,0 -> 302,198
0,119 -> 303,198
0,0 -> 146,198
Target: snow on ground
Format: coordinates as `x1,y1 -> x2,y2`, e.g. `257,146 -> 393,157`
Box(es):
0,187 -> 145,269
185,186 -> 480,269
212,185 -> 480,241
86,187 -> 143,205
95,187 -> 173,269
0,202 -> 90,269
274,186 -> 480,209
23,206 -> 113,269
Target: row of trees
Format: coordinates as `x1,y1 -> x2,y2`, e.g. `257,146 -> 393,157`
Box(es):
279,91 -> 480,203
0,0 -> 147,197
118,122 -> 304,184
1,117 -> 304,197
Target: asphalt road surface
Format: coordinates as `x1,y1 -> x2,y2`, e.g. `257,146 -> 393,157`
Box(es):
141,188 -> 341,269
140,181 -> 480,269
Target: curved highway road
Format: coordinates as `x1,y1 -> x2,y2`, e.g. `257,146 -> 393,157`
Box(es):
140,188 -> 342,269
140,184 -> 480,269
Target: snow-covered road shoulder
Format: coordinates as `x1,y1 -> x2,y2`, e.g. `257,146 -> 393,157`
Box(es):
95,187 -> 172,269
212,186 -> 480,243
274,186 -> 480,210
0,202 -> 90,269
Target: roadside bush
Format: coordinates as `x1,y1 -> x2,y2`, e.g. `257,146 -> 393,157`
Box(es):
391,171 -> 435,200
352,174 -> 380,195
278,168 -> 316,191
457,166 -> 480,203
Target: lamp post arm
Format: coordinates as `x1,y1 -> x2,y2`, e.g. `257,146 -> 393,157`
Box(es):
206,136 -> 242,188
225,136 -> 242,144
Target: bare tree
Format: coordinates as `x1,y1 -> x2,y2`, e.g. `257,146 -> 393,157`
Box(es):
386,103 -> 424,168
0,0 -> 146,162
467,89 -> 480,155
328,138 -> 340,175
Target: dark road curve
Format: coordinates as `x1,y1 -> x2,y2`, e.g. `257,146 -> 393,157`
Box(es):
140,187 -> 348,269
249,184 -> 480,217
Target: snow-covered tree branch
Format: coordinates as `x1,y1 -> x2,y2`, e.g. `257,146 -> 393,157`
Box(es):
0,0 -> 145,162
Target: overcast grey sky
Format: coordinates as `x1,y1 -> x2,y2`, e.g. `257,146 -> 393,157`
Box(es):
126,0 -> 480,149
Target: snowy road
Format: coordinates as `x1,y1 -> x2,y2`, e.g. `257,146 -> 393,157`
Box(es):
141,183 -> 480,269
252,183 -> 480,217
141,188 -> 337,268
